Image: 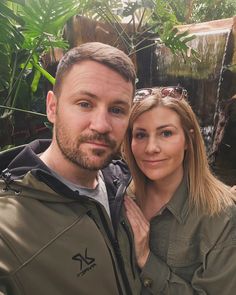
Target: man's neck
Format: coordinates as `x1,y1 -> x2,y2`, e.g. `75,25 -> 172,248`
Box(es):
39,144 -> 98,189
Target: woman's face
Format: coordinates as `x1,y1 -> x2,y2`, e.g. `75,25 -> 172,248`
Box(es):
131,106 -> 187,183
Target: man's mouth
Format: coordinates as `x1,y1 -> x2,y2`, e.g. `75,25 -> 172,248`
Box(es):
86,141 -> 110,148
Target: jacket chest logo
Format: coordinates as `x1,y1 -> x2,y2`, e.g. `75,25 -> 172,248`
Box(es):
72,248 -> 96,277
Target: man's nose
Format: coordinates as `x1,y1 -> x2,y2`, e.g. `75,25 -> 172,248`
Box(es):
90,110 -> 112,134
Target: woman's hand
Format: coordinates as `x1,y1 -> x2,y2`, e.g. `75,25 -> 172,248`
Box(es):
124,195 -> 150,269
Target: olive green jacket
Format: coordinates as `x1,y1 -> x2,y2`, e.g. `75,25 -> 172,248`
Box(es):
140,178 -> 236,294
0,140 -> 140,295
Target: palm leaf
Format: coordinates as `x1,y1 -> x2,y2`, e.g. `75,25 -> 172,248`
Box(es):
0,2 -> 23,24
0,4 -> 24,49
0,49 -> 11,93
0,2 -> 23,95
19,0 -> 80,37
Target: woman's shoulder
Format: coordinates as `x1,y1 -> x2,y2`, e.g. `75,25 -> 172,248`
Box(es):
180,204 -> 236,251
206,203 -> 236,243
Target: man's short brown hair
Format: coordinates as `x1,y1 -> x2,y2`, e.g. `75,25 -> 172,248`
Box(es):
53,42 -> 136,97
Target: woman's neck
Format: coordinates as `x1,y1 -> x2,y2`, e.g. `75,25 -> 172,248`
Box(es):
142,170 -> 184,220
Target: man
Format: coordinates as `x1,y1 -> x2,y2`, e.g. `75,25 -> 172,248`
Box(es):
0,42 -> 139,294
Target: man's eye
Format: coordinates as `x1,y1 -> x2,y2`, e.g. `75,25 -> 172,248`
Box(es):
110,107 -> 125,115
78,101 -> 92,108
161,130 -> 172,137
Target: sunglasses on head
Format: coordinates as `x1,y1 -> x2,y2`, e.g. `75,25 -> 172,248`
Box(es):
133,86 -> 188,103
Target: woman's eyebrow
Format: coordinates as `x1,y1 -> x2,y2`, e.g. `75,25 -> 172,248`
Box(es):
156,124 -> 176,130
133,124 -> 176,131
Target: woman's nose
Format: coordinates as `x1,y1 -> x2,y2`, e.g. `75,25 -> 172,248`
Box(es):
145,137 -> 161,154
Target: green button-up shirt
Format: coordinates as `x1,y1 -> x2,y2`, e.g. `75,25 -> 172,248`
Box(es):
140,178 -> 236,294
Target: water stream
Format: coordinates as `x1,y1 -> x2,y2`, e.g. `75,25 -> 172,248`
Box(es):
154,28 -> 232,152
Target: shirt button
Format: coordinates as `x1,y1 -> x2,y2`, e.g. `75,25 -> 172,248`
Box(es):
143,278 -> 152,288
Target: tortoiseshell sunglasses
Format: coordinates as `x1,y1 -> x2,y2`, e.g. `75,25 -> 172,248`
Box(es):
133,86 -> 188,103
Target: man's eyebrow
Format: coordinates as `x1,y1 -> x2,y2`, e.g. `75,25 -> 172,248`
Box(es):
72,91 -> 131,107
74,90 -> 97,99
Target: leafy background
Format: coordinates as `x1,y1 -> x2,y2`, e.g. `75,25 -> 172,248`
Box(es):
0,0 -> 236,150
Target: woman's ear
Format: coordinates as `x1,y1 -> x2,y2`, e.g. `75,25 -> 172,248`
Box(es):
185,129 -> 194,150
46,91 -> 57,124
189,129 -> 194,135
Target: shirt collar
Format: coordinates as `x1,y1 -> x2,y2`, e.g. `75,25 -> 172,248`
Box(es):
165,176 -> 189,224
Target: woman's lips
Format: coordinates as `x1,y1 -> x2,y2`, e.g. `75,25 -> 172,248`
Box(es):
142,159 -> 167,166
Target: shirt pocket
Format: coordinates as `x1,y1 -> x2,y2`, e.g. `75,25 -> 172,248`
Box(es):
167,237 -> 204,281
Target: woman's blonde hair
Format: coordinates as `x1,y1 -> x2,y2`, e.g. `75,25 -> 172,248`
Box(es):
122,88 -> 235,215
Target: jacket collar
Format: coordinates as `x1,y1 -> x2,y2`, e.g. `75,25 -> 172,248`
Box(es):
165,176 -> 189,224
1,139 -> 51,179
0,139 -> 130,206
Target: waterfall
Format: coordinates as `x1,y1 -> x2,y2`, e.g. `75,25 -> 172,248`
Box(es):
154,27 -> 233,152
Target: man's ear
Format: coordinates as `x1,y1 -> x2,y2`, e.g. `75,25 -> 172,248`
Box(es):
46,91 -> 57,124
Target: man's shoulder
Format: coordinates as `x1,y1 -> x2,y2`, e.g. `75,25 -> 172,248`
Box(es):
103,158 -> 129,178
0,139 -> 51,179
0,193 -> 26,237
101,159 -> 130,198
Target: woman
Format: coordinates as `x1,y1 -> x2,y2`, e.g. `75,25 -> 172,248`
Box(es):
122,87 -> 236,294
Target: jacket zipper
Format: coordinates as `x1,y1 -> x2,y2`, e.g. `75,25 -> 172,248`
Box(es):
88,205 -> 133,295
87,210 -> 124,294
35,170 -> 133,293
121,220 -> 136,279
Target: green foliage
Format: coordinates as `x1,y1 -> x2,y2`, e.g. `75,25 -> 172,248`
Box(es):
0,0 -> 81,120
161,27 -> 198,59
3,0 -> 228,149
0,145 -> 15,152
20,0 -> 79,48
0,0 -> 83,148
167,0 -> 236,24
81,0 -> 197,58
1,0 -> 234,116
147,0 -> 198,58
0,1 -> 24,93
191,0 -> 236,23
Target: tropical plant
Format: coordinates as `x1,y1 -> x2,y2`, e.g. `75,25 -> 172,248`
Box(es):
0,0 -> 81,117
0,0 -> 199,150
0,0 -> 81,149
166,0 -> 236,24
81,0 -> 197,58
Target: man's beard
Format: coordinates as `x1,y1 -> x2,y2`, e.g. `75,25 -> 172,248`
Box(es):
55,126 -> 119,171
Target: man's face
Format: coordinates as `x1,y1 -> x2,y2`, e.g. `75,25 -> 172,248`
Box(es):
47,60 -> 133,171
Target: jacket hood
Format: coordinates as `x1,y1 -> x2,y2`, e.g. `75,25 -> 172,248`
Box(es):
0,140 -> 131,206
0,139 -> 78,202
0,139 -> 51,178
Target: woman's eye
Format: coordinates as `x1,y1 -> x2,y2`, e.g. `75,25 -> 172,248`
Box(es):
133,132 -> 146,139
161,130 -> 172,137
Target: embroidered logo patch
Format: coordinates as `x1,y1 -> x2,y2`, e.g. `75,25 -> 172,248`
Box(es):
72,248 -> 96,277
